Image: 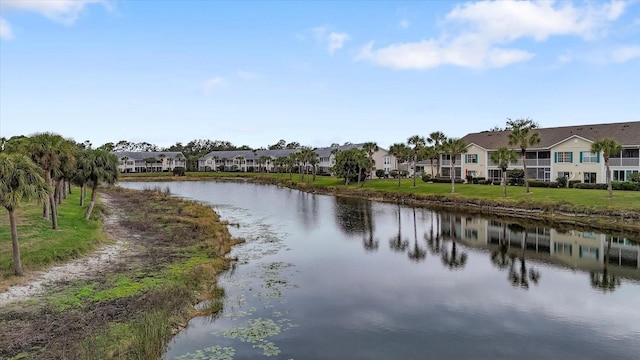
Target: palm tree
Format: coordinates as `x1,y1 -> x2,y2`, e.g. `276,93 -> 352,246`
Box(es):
158,153 -> 167,172
419,145 -> 438,179
308,152 -> 319,181
389,204 -> 408,252
120,156 -> 129,173
74,149 -> 91,206
441,216 -> 467,270
212,155 -> 219,172
220,157 -> 228,172
507,229 -> 540,289
591,138 -> 622,199
144,157 -> 156,172
407,135 -> 425,187
490,147 -> 518,197
83,149 -> 119,220
175,153 -> 186,169
507,118 -> 541,193
361,142 -> 379,185
441,137 -> 468,194
26,132 -> 65,229
389,143 -> 410,187
426,131 -> 446,177
408,209 -> 427,262
0,153 -> 50,275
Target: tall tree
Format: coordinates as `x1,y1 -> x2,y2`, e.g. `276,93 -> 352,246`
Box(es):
361,142 -> 379,186
83,149 -> 119,220
0,153 -> 50,275
419,145 -> 438,179
389,143 -> 410,187
490,147 -> 518,197
507,118 -> 540,194
426,131 -> 447,177
407,135 -> 426,187
442,137 -> 468,194
591,138 -> 622,199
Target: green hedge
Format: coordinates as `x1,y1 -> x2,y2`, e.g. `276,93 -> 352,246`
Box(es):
529,180 -> 560,188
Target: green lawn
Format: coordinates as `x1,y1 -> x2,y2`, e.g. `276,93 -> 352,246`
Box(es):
118,171 -> 640,213
0,188 -> 107,278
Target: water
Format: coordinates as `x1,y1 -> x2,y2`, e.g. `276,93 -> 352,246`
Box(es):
119,181 -> 640,360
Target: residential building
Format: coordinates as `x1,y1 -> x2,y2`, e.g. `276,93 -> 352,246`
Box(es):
114,151 -> 186,173
452,121 -> 640,183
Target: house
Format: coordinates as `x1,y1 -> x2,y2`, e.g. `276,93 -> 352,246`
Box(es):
197,149 -> 298,172
113,151 -> 186,173
198,144 -> 397,176
453,121 -> 640,183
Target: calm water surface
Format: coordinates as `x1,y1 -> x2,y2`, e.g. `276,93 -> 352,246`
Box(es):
119,181 -> 640,360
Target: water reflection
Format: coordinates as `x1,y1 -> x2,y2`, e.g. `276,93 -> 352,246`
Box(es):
388,204 -> 409,253
334,197 -> 378,252
407,209 -> 427,262
591,238 -> 622,292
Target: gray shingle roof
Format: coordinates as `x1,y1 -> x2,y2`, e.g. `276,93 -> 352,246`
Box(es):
461,121 -> 640,150
113,151 -> 185,160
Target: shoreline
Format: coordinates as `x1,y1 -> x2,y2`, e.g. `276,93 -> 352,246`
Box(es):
120,174 -> 640,236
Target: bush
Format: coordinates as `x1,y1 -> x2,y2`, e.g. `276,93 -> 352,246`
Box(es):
568,180 -> 581,188
421,173 -> 432,182
629,173 -> 640,183
612,181 -> 640,191
556,176 -> 568,188
574,183 -> 607,190
530,180 -> 559,188
431,177 -> 464,184
172,167 -> 186,176
390,170 -> 409,179
376,169 -> 387,179
507,169 -> 525,186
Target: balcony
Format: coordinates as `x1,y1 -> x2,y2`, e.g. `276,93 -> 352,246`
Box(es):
609,158 -> 640,167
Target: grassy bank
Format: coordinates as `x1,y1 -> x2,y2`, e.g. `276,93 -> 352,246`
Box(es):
120,172 -> 640,227
0,189 -> 107,284
0,186 -> 239,359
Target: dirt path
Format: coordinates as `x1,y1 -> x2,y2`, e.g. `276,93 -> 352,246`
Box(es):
0,194 -> 134,306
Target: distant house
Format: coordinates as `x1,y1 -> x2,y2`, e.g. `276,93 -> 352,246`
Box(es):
455,121 -> 640,183
113,151 -> 186,173
197,144 -> 396,177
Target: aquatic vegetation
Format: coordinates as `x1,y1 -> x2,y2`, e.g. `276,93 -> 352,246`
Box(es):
214,317 -> 295,357
175,345 -> 235,360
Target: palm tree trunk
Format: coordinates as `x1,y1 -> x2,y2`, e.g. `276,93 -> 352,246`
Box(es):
46,172 -> 58,230
502,169 -> 507,197
606,161 -> 613,198
85,184 -> 98,220
9,209 -> 23,276
397,163 -> 401,187
522,152 -> 530,193
450,163 -> 455,193
68,179 -> 72,194
357,165 -> 362,187
80,184 -> 85,206
43,201 -> 49,220
413,154 -> 417,187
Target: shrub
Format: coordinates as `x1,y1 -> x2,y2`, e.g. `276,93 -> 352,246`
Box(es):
431,177 -> 464,184
506,169 -> 525,186
376,169 -> 387,179
556,176 -> 568,188
172,167 -> 186,176
574,183 -> 607,190
612,181 -> 640,191
629,173 -> 640,183
530,180 -> 559,188
421,173 -> 432,182
568,180 -> 581,188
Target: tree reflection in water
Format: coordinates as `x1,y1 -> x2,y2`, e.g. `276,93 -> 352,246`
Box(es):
503,224 -> 540,290
424,212 -> 443,255
389,204 -> 409,253
407,208 -> 426,262
440,215 -> 467,270
334,197 -> 379,252
590,238 -> 621,292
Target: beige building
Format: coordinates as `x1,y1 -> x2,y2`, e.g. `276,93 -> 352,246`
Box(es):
453,121 -> 640,183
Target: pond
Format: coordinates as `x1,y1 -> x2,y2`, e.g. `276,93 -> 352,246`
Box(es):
119,181 -> 640,360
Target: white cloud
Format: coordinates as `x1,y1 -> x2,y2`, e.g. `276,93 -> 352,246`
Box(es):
611,45 -> 640,63
399,19 -> 410,29
0,0 -> 110,25
237,71 -> 262,80
312,26 -> 350,54
358,1 -> 627,70
0,18 -> 13,40
202,77 -> 225,95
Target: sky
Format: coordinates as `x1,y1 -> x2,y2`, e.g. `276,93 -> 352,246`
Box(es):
1,0 -> 639,150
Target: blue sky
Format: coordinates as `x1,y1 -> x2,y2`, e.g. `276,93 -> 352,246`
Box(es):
1,0 -> 639,150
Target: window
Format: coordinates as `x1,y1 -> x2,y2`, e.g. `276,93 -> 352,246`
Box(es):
465,154 -> 478,163
384,156 -> 390,165
558,171 -> 570,179
465,229 -> 479,240
580,151 -> 599,163
554,242 -> 572,256
580,246 -> 599,260
583,172 -> 596,183
555,152 -> 573,163
488,169 -> 502,181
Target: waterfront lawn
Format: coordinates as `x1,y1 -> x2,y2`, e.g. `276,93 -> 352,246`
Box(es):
0,189 -> 106,280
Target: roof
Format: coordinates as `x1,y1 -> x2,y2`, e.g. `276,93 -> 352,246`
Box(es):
199,149 -> 299,161
113,151 -> 185,160
461,121 -> 640,150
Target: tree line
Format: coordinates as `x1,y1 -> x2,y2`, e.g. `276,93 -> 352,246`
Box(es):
0,133 -> 119,276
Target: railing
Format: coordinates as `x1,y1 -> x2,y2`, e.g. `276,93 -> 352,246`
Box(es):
609,158 -> 639,167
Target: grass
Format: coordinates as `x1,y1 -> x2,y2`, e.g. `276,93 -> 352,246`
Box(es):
0,188 -> 107,280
